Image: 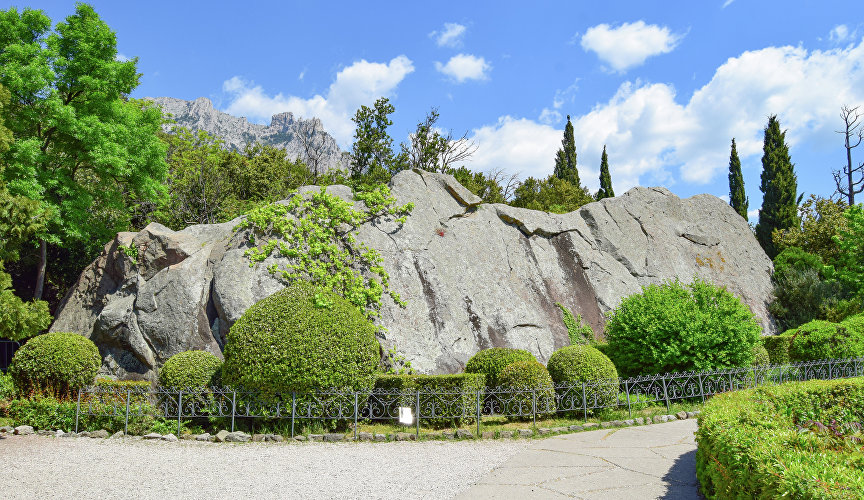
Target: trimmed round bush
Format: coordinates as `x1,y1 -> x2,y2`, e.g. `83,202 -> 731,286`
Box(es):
605,278 -> 762,377
787,319 -> 864,362
222,281 -> 380,394
496,360 -> 556,417
8,332 -> 100,399
752,344 -> 770,366
464,348 -> 537,388
763,335 -> 792,365
159,351 -> 222,390
547,345 -> 618,408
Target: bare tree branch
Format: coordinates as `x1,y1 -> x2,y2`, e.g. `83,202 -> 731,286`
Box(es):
834,105 -> 864,205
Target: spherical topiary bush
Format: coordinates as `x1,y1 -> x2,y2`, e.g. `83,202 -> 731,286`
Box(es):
547,345 -> 618,408
464,348 -> 537,389
8,332 -> 100,399
605,278 -> 762,377
159,351 -> 222,390
752,344 -> 771,366
222,281 -> 380,395
496,360 -> 556,418
787,319 -> 864,362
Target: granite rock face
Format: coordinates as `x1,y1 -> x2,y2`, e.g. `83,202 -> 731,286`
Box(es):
51,170 -> 775,381
147,96 -> 346,174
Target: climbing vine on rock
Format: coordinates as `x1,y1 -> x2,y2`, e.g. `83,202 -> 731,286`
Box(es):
236,184 -> 413,321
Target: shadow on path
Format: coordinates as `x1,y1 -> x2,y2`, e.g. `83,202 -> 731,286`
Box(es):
660,449 -> 704,500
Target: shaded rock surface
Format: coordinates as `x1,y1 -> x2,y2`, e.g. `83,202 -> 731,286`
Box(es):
51,169 -> 774,381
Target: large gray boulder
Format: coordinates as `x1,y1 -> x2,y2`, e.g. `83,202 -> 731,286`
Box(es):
50,169 -> 774,381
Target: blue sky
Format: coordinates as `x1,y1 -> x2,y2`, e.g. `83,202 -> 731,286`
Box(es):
8,1 -> 864,218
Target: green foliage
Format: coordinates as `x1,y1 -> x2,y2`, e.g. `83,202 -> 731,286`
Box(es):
373,373 -> 485,427
0,263 -> 51,341
762,335 -> 792,365
695,378 -> 864,498
752,343 -> 770,366
497,360 -> 556,417
446,166 -> 507,204
349,97 -> 406,184
0,4 -> 167,268
237,184 -> 412,320
832,205 -> 864,303
158,351 -> 222,390
555,303 -> 594,345
546,345 -> 618,408
381,346 -> 414,375
774,195 -> 848,264
727,138 -> 748,219
4,395 -> 164,435
8,332 -> 99,398
464,348 -> 537,389
511,175 -> 594,214
769,247 -> 844,330
0,373 -> 14,400
755,115 -> 799,259
604,278 -> 762,377
595,145 -> 614,200
787,317 -> 864,362
221,281 -> 381,395
554,115 -> 580,186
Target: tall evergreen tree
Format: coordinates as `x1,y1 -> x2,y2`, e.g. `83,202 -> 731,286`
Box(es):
554,115 -> 579,186
728,138 -> 748,219
755,116 -> 799,259
595,145 -> 614,200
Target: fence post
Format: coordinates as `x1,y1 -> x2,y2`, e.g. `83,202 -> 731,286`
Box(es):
828,358 -> 833,379
698,373 -> 705,403
624,379 -> 632,418
415,389 -> 420,439
532,389 -> 537,430
581,381 -> 588,424
75,388 -> 82,434
476,389 -> 481,438
177,390 -> 183,436
291,391 -> 296,439
231,390 -> 236,433
124,388 -> 130,436
661,376 -> 670,413
353,392 -> 359,441
856,358 -> 861,378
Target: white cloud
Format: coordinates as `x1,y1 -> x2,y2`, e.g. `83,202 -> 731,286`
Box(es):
222,55 -> 414,147
468,39 -> 864,194
116,53 -> 130,62
430,22 -> 467,48
435,54 -> 491,83
538,108 -> 562,125
722,0 -> 735,8
747,208 -> 760,219
829,24 -> 856,44
580,21 -> 683,73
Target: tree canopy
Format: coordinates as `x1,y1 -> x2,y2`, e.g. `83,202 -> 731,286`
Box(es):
595,145 -> 614,200
755,115 -> 798,259
728,138 -> 748,219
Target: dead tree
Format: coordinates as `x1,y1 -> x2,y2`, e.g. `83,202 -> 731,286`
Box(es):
296,118 -> 329,184
833,105 -> 864,205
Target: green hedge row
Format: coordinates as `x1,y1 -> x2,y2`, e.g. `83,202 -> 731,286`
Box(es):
695,377 -> 864,498
373,373 -> 485,426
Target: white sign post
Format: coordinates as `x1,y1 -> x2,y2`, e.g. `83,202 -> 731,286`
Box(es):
398,406 -> 413,425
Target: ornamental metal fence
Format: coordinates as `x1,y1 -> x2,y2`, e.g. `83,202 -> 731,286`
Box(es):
75,356 -> 864,438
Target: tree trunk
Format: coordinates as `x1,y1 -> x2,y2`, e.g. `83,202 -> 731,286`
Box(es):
34,239 -> 46,300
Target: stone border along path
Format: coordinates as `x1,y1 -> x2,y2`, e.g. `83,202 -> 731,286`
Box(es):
0,412 -> 701,499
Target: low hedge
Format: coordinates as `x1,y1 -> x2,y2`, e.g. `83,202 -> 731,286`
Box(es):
3,396 -> 167,435
762,335 -> 791,365
159,351 -> 222,390
695,377 -> 864,498
371,373 -> 485,426
496,360 -> 556,418
8,332 -> 101,399
788,319 -> 864,362
752,343 -> 770,366
546,345 -> 618,409
464,348 -> 537,388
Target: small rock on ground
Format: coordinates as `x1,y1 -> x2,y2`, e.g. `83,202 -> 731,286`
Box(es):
14,425 -> 34,436
0,425 -> 14,433
394,432 -> 416,441
214,430 -> 230,442
143,433 -> 162,440
455,429 -> 474,439
90,430 -> 110,439
323,433 -> 345,442
195,433 -> 211,442
517,429 -> 532,437
161,434 -> 178,442
110,431 -> 124,439
224,431 -> 250,443
676,411 -> 688,420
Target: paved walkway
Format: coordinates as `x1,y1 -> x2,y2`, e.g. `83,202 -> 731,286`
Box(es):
455,419 -> 701,499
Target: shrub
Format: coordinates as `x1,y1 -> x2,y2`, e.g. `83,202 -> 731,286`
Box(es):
4,396 -> 163,435
496,360 -> 556,418
159,351 -> 222,390
0,373 -> 14,400
464,348 -> 537,388
752,343 -> 770,366
695,378 -> 864,498
222,281 -> 380,395
762,335 -> 792,365
787,319 -> 864,362
604,278 -> 761,377
590,342 -> 613,359
768,247 -> 842,330
546,345 -> 618,408
8,332 -> 100,399
371,373 -> 484,427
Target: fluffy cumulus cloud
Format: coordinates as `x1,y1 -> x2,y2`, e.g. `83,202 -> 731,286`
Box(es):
435,54 -> 491,82
580,21 -> 683,73
468,39 -> 864,193
430,22 -> 467,48
222,56 -> 414,147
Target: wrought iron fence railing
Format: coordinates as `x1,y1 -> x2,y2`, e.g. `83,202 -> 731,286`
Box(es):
0,339 -> 21,373
74,356 -> 864,438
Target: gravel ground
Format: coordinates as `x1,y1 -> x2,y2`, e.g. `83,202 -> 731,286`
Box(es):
0,434 -> 529,499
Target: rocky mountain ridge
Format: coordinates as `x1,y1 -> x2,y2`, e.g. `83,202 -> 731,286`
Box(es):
50,169 -> 775,382
147,96 -> 346,174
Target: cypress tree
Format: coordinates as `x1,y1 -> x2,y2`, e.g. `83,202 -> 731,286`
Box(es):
755,116 -> 799,259
728,138 -> 748,219
554,115 -> 579,186
596,145 -> 614,200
